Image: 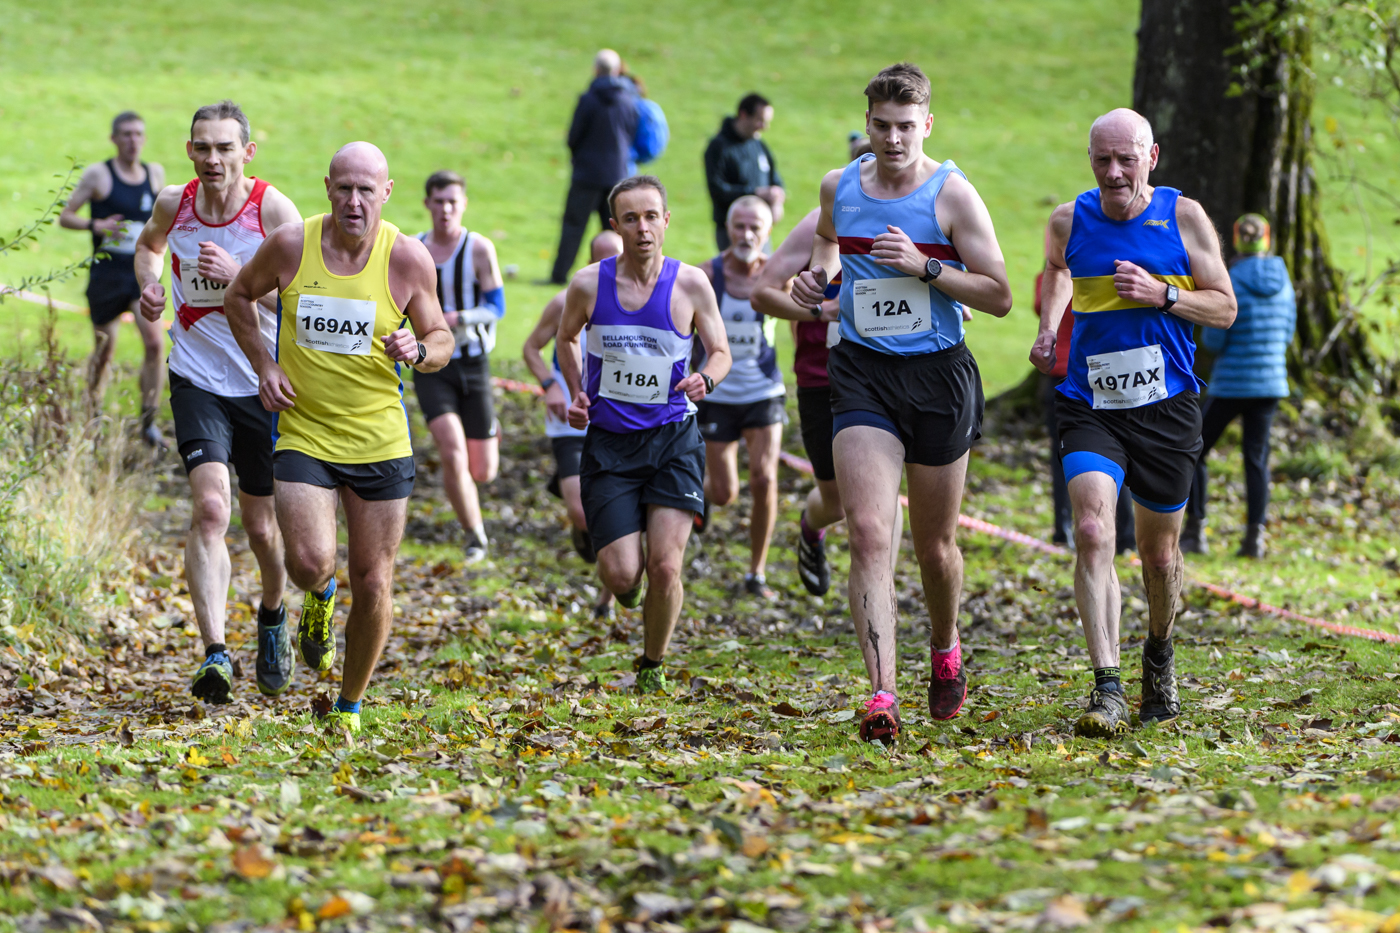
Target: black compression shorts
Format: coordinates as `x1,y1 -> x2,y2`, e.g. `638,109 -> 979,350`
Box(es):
1055,390 -> 1203,512
87,257 -> 142,327
695,396 -> 787,444
273,450 -> 416,501
580,418 -> 705,550
413,353 -> 498,439
169,370 -> 275,496
796,386 -> 836,482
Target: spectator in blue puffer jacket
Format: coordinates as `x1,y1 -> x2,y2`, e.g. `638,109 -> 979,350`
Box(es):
1181,214 -> 1296,559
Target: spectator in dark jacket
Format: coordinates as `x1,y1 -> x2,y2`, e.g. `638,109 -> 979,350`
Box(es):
704,94 -> 785,251
548,49 -> 638,284
1182,214 -> 1296,559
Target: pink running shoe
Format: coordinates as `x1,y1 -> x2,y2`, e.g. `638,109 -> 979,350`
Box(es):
859,691 -> 901,744
928,641 -> 968,720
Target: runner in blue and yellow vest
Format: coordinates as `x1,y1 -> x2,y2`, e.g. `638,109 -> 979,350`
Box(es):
1032,109 -> 1238,738
224,142 -> 454,735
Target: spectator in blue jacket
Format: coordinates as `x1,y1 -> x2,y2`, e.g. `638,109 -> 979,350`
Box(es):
1182,214 -> 1296,559
547,49 -> 638,284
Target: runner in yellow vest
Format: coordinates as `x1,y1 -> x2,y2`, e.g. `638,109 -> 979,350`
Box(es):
225,142 -> 453,733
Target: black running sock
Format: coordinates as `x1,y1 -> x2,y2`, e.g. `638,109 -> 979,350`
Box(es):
1145,635 -> 1173,660
636,655 -> 663,670
205,643 -> 227,658
1093,667 -> 1122,692
140,405 -> 156,432
258,603 -> 284,627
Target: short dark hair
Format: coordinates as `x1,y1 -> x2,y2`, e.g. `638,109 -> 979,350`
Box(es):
608,174 -> 668,218
737,93 -> 770,117
424,170 -> 466,197
191,100 -> 251,146
111,111 -> 143,135
864,63 -> 931,109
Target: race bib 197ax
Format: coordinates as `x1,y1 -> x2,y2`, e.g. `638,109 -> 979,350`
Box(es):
295,295 -> 377,356
598,350 -> 672,405
179,261 -> 229,309
1087,344 -> 1167,410
852,277 -> 932,338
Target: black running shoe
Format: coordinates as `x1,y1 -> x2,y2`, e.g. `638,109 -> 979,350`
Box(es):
796,517 -> 830,596
1140,642 -> 1180,725
743,574 -> 776,600
593,602 -> 614,622
572,527 -> 597,563
191,652 -> 233,704
1074,687 -> 1132,737
546,472 -> 562,499
256,605 -> 294,696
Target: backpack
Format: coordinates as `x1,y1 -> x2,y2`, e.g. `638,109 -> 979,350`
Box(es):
630,98 -> 669,165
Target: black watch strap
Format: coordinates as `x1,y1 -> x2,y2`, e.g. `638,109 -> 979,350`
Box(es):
415,342 -> 427,366
701,372 -> 715,394
539,377 -> 557,392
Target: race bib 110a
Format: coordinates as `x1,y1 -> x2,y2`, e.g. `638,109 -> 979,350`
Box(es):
1087,344 -> 1167,410
179,261 -> 229,309
598,350 -> 671,405
852,277 -> 932,338
295,295 -> 377,356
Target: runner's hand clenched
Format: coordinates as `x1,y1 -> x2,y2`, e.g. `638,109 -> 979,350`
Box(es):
139,283 -> 167,322
567,390 -> 591,430
791,264 -> 829,310
257,361 -> 297,412
197,241 -> 242,284
381,328 -> 419,363
545,382 -> 569,423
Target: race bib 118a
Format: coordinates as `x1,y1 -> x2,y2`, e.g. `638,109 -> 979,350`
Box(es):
852,277 -> 932,338
598,350 -> 671,405
295,295 -> 377,356
1087,344 -> 1167,410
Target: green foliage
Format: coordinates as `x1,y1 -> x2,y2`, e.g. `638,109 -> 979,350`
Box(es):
0,162 -> 91,299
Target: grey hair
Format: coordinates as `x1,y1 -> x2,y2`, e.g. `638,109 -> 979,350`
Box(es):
1088,108 -> 1154,152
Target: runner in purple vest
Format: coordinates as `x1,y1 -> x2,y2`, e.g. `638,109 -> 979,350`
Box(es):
556,175 -> 731,696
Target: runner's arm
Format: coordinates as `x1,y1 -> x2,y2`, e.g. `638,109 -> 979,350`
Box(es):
676,265 -> 731,401
134,186 -> 184,321
225,223 -> 302,411
58,163 -> 118,233
148,163 -> 166,193
751,209 -> 838,323
455,236 -> 506,327
1031,203 -> 1075,374
791,170 -> 843,309
874,172 -> 1012,316
388,237 -> 454,374
557,265 -> 599,429
523,292 -> 572,422
1112,197 -> 1236,329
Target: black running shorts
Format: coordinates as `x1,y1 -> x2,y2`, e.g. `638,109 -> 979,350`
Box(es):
796,385 -> 836,482
580,418 -> 705,550
551,435 -> 586,480
695,396 -> 787,444
273,449 -> 416,501
413,353 -> 497,439
169,371 -> 275,496
827,339 -> 984,467
1055,390 -> 1203,512
87,257 -> 142,327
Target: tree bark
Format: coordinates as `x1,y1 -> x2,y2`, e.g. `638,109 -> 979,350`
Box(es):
1132,0 -> 1379,390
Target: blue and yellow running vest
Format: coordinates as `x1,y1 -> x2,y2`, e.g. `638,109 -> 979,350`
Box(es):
1059,186 -> 1199,410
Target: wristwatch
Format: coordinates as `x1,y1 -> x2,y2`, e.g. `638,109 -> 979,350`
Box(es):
920,257 -> 943,283
701,373 -> 715,395
539,377 -> 557,392
1160,283 -> 1179,312
414,342 -> 427,367
808,303 -> 822,319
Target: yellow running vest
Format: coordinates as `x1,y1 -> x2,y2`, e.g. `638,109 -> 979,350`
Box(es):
275,215 -> 412,463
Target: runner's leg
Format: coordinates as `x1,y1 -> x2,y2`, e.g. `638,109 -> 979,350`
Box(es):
702,441 -> 740,507
428,413 -> 484,534
806,480 -> 843,528
596,532 -> 645,604
641,504 -> 694,661
337,489 -> 407,703
560,476 -> 588,530
187,462 -> 234,647
1069,471 -> 1122,668
905,454 -> 970,651
466,436 -> 499,485
741,423 -> 783,577
834,425 -> 905,694
133,303 -> 165,430
87,320 -> 120,410
275,481 -> 339,594
1134,504 -> 1186,641
238,492 -> 285,611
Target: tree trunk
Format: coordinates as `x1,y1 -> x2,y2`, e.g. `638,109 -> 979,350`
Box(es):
1132,0 -> 1380,391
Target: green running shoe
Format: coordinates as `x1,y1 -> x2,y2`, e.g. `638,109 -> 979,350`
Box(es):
324,710 -> 360,734
256,604 -> 295,696
297,580 -> 337,672
191,651 -> 234,704
633,657 -> 670,695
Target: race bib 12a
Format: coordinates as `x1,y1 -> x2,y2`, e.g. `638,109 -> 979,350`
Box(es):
179,261 -> 229,309
852,277 -> 932,338
295,295 -> 377,356
598,350 -> 672,405
1086,344 -> 1167,410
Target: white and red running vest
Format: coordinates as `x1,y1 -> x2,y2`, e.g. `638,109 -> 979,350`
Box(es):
165,177 -> 277,397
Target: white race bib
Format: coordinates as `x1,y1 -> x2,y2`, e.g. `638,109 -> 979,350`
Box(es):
726,321 -> 763,360
295,295 -> 377,356
1087,344 -> 1167,410
598,350 -> 672,405
102,220 -> 142,255
852,277 -> 932,337
179,261 -> 230,309
825,320 -> 841,349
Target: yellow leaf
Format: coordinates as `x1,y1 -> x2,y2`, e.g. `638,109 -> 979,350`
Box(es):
333,762 -> 356,786
1285,870 -> 1315,899
1243,882 -> 1260,897
186,747 -> 210,767
741,835 -> 770,858
232,845 -> 275,880
1325,116 -> 1339,135
317,896 -> 353,920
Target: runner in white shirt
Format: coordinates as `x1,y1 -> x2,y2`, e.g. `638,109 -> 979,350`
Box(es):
133,100 -> 302,705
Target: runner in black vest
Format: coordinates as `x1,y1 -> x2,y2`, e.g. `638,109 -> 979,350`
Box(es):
59,111 -> 166,448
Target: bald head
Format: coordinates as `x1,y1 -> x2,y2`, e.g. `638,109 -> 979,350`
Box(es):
1089,108 -> 1154,154
589,229 -> 624,262
594,48 -> 622,77
329,141 -> 388,182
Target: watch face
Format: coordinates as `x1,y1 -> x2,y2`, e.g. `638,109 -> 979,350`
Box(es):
1167,284 -> 1179,301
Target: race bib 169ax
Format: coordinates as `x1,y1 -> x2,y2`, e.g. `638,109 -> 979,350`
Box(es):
295,295 -> 377,356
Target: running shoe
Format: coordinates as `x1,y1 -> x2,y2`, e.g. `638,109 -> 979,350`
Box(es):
593,602 -> 614,622
1139,643 -> 1180,725
617,582 -> 644,610
1075,686 -> 1131,737
796,516 -> 831,596
191,651 -> 234,704
255,604 -> 294,696
324,710 -> 361,734
927,641 -> 968,720
572,527 -> 597,563
693,498 -> 711,534
743,573 -> 776,600
859,691 -> 901,744
1237,524 -> 1266,559
633,658 -> 669,695
141,423 -> 170,453
464,530 -> 489,565
297,580 -> 337,672
1179,516 -> 1208,555
546,472 -> 562,499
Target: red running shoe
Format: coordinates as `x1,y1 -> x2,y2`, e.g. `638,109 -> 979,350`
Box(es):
928,641 -> 968,720
859,691 -> 901,744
